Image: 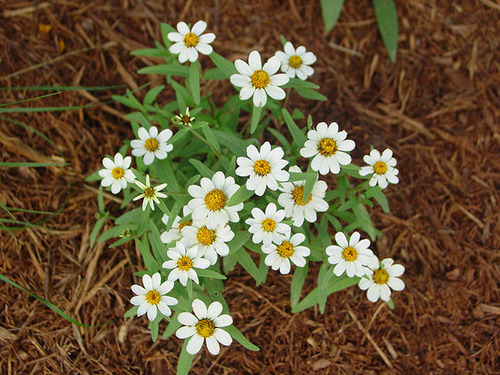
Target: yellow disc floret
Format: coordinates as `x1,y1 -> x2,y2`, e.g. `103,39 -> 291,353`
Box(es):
373,269 -> 389,284
317,138 -> 337,156
145,138 -> 159,152
276,241 -> 294,258
144,187 -> 155,198
204,189 -> 227,211
177,256 -> 193,271
289,55 -> 302,69
196,226 -> 216,246
261,218 -> 277,232
373,161 -> 388,175
178,220 -> 192,231
251,70 -> 270,89
196,318 -> 215,338
145,290 -> 161,305
292,186 -> 313,206
112,167 -> 125,179
253,159 -> 271,176
342,246 -> 358,262
184,32 -> 199,47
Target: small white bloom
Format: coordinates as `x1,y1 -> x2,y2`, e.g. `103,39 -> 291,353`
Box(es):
326,232 -> 375,278
181,222 -> 235,265
359,257 -> 405,302
275,41 -> 316,80
185,171 -> 244,229
130,273 -> 178,321
98,153 -> 135,194
133,175 -> 168,211
300,122 -> 355,175
245,203 -> 291,246
162,242 -> 210,286
172,107 -> 195,127
131,126 -> 173,166
262,232 -> 310,275
176,299 -> 233,355
359,149 -> 400,189
160,207 -> 192,244
168,21 -> 216,63
230,51 -> 289,107
278,166 -> 329,227
235,141 -> 289,196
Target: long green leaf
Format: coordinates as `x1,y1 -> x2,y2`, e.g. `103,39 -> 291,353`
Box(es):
177,339 -> 195,375
250,105 -> 263,134
282,108 -> 307,147
290,263 -> 308,308
374,0 -> 399,62
188,61 -> 200,105
321,0 -> 345,33
209,52 -> 237,78
225,325 -> 260,351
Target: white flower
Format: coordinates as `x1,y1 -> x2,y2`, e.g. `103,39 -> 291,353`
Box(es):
133,175 -> 167,211
300,122 -> 355,175
359,257 -> 405,302
131,126 -> 173,166
275,41 -> 316,80
167,21 -> 216,63
162,242 -> 210,286
173,107 -> 195,127
326,232 -> 375,278
245,203 -> 291,246
176,299 -> 233,355
230,51 -> 289,107
262,232 -> 310,275
359,149 -> 399,189
235,141 -> 289,196
130,273 -> 178,321
98,153 -> 135,194
278,166 -> 329,227
185,171 -> 244,229
181,222 -> 235,265
160,206 -> 191,244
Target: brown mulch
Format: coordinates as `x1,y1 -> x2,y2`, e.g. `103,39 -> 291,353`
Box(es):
1,1 -> 499,374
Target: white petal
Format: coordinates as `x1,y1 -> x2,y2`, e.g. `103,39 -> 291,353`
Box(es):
248,51 -> 262,70
191,20 -> 207,35
186,334 -> 204,355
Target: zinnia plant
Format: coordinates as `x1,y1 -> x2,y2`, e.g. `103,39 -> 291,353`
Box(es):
88,20 -> 405,375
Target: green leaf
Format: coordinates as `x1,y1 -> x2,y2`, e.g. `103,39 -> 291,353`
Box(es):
374,0 -> 399,62
282,108 -> 307,147
338,197 -> 360,212
188,159 -> 213,178
353,203 -> 382,241
302,165 -> 317,205
162,310 -> 182,339
295,87 -> 327,101
250,105 -> 263,134
209,52 -> 237,78
90,216 -> 107,248
227,231 -> 252,255
196,268 -> 227,280
366,186 -> 390,213
225,325 -> 260,351
387,299 -> 395,310
227,185 -> 254,206
202,126 -> 221,153
317,263 -> 332,314
144,85 -> 165,105
267,127 -> 291,149
138,64 -> 189,77
290,263 -> 308,308
204,67 -> 227,80
188,61 -> 200,105
321,0 -> 345,33
177,339 -> 194,375
148,223 -> 167,263
212,130 -> 249,156
234,248 -> 260,283
137,238 -> 160,272
124,305 -> 138,318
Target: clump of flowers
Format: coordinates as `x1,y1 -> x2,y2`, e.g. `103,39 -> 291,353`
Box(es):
89,20 -> 405,375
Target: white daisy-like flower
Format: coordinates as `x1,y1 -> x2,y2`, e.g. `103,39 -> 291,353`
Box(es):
245,203 -> 291,246
235,141 -> 289,196
133,175 -> 168,211
181,222 -> 235,265
98,153 -> 135,194
300,122 -> 355,175
275,41 -> 317,80
172,107 -> 195,127
326,231 -> 375,278
359,149 -> 400,189
176,299 -> 233,355
131,126 -> 173,166
262,232 -> 310,275
186,171 -> 244,229
230,51 -> 289,107
162,242 -> 210,286
130,273 -> 178,321
359,257 -> 405,302
167,21 -> 216,63
278,166 -> 329,227
160,207 -> 192,244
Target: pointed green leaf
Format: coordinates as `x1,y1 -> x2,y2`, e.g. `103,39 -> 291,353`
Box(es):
321,0 -> 345,33
374,0 -> 399,62
188,61 -> 200,105
225,325 -> 260,351
291,263 -> 308,308
282,108 -> 307,147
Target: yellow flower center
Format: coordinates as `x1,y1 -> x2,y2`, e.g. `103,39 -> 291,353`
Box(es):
292,186 -> 313,206
276,241 -> 294,258
184,32 -> 199,47
289,55 -> 302,69
177,256 -> 193,271
182,115 -> 192,125
195,318 -> 215,338
342,246 -> 358,262
317,138 -> 337,156
145,137 -> 159,152
373,161 -> 388,175
178,220 -> 192,230
112,167 -> 125,179
261,218 -> 276,232
204,189 -> 227,211
144,187 -> 155,198
373,269 -> 389,285
196,226 -> 216,246
253,159 -> 271,176
250,70 -> 270,89
145,290 -> 161,305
